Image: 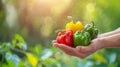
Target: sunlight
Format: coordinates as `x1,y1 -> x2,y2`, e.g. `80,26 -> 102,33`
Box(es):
84,3 -> 95,22
86,3 -> 95,13
26,0 -> 72,16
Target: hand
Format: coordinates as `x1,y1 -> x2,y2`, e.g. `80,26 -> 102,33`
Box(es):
52,38 -> 103,59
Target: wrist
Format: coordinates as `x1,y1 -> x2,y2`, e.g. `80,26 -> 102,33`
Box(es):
91,38 -> 106,50
97,38 -> 107,49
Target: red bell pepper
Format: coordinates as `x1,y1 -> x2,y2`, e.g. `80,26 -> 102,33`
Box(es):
56,30 -> 73,47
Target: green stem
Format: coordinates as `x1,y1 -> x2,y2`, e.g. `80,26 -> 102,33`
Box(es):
10,47 -> 26,55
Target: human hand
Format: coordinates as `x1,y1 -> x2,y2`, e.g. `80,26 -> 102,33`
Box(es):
52,38 -> 103,59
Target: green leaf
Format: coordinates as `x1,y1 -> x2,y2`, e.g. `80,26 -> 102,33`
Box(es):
5,52 -> 21,67
7,59 -> 15,67
42,58 -> 58,65
12,34 -> 27,50
12,34 -> 24,45
0,42 -> 11,54
1,63 -> 9,67
34,44 -> 42,55
18,61 -> 24,67
16,42 -> 27,50
14,34 -> 24,42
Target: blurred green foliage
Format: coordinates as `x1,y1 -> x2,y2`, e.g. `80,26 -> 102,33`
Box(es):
0,0 -> 120,67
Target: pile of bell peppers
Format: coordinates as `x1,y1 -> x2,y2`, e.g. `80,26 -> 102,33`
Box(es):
55,20 -> 98,47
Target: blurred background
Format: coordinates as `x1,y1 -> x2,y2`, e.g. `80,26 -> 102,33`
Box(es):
0,0 -> 120,67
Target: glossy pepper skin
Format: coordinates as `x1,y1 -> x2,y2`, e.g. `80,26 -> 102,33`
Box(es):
65,21 -> 83,33
56,30 -> 73,47
73,30 -> 91,47
84,21 -> 99,40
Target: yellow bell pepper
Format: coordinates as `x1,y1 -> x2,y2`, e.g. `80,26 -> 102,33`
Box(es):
65,21 -> 83,33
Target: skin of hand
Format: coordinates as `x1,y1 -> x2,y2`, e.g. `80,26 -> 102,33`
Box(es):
52,38 -> 103,59
52,28 -> 120,59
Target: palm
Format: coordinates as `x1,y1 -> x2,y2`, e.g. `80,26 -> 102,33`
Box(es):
52,40 -> 98,59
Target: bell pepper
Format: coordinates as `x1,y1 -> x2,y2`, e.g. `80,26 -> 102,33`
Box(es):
56,30 -> 73,47
65,21 -> 83,33
73,30 -> 91,47
84,21 -> 99,39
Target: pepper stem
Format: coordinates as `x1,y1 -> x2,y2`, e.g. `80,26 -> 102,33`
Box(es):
81,30 -> 85,35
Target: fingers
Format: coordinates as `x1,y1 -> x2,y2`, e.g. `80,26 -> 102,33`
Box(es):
53,42 -> 88,58
53,43 -> 77,56
52,40 -> 58,47
52,40 -> 96,59
52,40 -> 75,53
52,40 -> 57,43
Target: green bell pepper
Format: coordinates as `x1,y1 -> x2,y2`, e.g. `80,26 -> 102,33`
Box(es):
84,21 -> 99,39
73,30 -> 91,47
